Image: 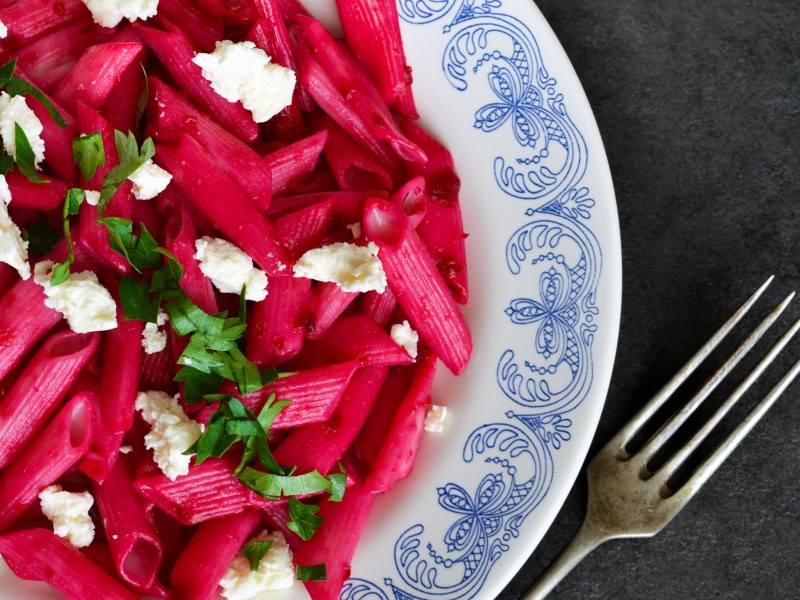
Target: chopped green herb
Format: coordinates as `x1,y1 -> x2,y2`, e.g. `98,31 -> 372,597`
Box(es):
102,217 -> 162,272
327,462 -> 347,503
135,64 -> 149,127
13,123 -> 47,183
0,151 -> 13,176
287,498 -> 324,541
0,60 -> 16,88
4,71 -> 67,129
239,467 -> 333,501
119,275 -> 162,322
72,132 -> 106,181
241,540 -> 273,572
22,218 -> 61,254
49,188 -> 86,285
175,367 -> 223,405
296,564 -> 327,582
98,131 -> 154,214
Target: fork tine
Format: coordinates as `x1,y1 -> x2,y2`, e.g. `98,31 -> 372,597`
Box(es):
671,353 -> 800,501
635,291 -> 795,468
613,276 -> 775,459
654,314 -> 800,491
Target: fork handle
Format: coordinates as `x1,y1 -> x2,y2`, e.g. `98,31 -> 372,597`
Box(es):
520,518 -> 611,600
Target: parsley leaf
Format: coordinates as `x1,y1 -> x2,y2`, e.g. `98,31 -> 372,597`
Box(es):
119,275 -> 161,322
175,366 -> 223,405
22,219 -> 61,254
238,467 -> 333,501
4,71 -> 67,129
296,564 -> 327,582
327,462 -> 347,503
0,60 -> 16,88
49,188 -> 85,285
73,132 -> 106,181
242,540 -> 273,572
0,151 -> 13,176
13,123 -> 47,183
287,498 -> 324,541
98,131 -> 154,214
102,217 -> 162,272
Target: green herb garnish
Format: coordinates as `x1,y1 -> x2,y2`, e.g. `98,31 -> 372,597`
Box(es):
287,498 -> 324,541
242,540 -> 273,572
296,564 -> 327,582
98,130 -> 154,214
13,123 -> 46,183
72,132 -> 106,181
49,188 -> 85,285
22,219 -> 61,254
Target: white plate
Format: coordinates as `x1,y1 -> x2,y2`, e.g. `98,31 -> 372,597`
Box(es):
0,1 -> 620,598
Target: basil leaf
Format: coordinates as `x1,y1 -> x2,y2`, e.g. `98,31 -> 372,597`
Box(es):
72,132 -> 105,181
22,219 -> 61,254
287,498 -> 324,541
296,564 -> 327,582
119,275 -> 161,322
242,540 -> 273,572
14,123 -> 47,183
5,75 -> 67,129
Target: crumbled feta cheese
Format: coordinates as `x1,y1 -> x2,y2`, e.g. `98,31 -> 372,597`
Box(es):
0,183 -> 29,280
81,0 -> 159,28
135,390 -> 204,480
194,236 -> 268,301
346,222 -> 363,239
84,190 -> 101,206
33,261 -> 117,333
39,485 -> 95,548
0,92 -> 45,168
0,19 -> 7,39
119,445 -> 133,454
192,40 -> 296,124
142,309 -> 168,354
128,159 -> 172,200
220,531 -> 295,600
424,404 -> 448,433
390,320 -> 419,360
293,242 -> 386,293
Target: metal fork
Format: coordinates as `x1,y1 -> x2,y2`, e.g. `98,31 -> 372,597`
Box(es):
522,277 -> 800,599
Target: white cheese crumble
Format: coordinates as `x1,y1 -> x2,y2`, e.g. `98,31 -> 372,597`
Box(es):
219,531 -> 295,600
424,405 -> 448,433
0,92 -> 45,169
346,222 -> 363,239
135,390 -> 204,481
119,445 -> 133,454
142,309 -> 168,354
81,0 -> 159,28
33,261 -> 117,333
192,40 -> 296,124
128,159 -> 172,200
293,242 -> 386,293
0,19 -> 7,39
39,485 -> 95,548
84,190 -> 101,206
194,236 -> 268,301
0,179 -> 29,280
390,320 -> 419,360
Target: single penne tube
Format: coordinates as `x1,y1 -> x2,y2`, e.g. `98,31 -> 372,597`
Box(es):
0,330 -> 99,469
0,529 -> 139,600
0,392 -> 95,531
0,278 -> 63,384
170,511 -> 261,600
294,477 -> 377,600
290,314 -> 416,369
134,456 -> 275,525
364,354 -> 437,493
304,282 -> 360,340
363,198 -> 472,374
5,169 -> 69,210
272,196 -> 337,257
263,129 -> 328,196
268,189 -> 382,220
272,366 -> 389,475
13,18 -> 115,92
156,134 -> 291,275
0,0 -> 87,47
54,42 -> 146,113
93,457 -> 165,591
358,286 -> 399,329
135,25 -> 259,142
156,0 -> 223,51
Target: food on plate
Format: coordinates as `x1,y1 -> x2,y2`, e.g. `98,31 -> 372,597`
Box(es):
0,0 -> 470,598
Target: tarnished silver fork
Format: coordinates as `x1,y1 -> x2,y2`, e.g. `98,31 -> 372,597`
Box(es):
523,277 -> 800,599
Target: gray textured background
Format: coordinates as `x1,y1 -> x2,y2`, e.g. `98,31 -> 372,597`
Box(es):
500,1 -> 800,599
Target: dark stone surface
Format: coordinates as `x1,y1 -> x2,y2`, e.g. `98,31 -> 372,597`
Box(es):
500,1 -> 800,599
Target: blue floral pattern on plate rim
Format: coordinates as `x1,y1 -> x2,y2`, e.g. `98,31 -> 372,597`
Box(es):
341,1 -> 620,599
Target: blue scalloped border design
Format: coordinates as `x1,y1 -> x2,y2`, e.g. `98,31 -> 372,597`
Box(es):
344,2 -> 603,598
